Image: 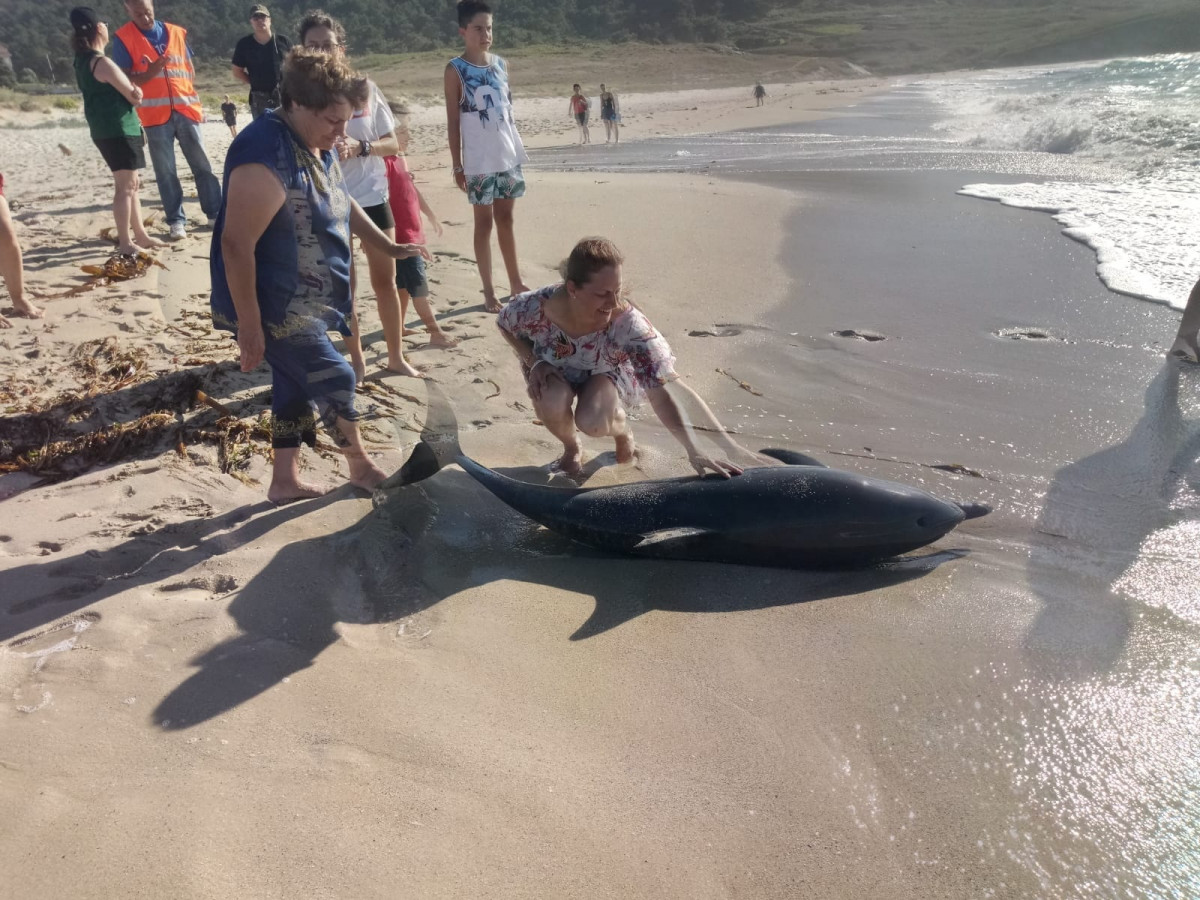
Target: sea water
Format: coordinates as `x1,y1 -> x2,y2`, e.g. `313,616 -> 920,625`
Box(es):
529,52 -> 1200,310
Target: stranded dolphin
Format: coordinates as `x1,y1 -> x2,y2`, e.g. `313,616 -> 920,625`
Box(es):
454,448 -> 990,568
385,382 -> 989,568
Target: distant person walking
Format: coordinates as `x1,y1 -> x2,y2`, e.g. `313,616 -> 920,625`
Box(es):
70,6 -> 164,257
231,4 -> 289,120
444,0 -> 530,313
220,94 -> 238,136
753,81 -> 767,106
569,83 -> 590,144
1169,277 -> 1200,362
599,83 -> 620,143
0,173 -> 44,327
114,0 -> 221,241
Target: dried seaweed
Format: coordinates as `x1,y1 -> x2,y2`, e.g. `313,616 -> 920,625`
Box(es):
71,337 -> 150,397
715,367 -> 764,397
48,251 -> 168,299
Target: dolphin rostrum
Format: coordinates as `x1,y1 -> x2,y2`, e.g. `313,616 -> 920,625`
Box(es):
455,448 -> 990,568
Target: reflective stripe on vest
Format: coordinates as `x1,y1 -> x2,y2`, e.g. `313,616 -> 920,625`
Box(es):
115,21 -> 203,127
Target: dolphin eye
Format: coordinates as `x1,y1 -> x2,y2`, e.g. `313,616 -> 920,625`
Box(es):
916,516 -> 929,528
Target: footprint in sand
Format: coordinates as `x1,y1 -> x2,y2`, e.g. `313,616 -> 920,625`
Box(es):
994,327 -> 1062,342
833,329 -> 887,342
688,327 -> 743,338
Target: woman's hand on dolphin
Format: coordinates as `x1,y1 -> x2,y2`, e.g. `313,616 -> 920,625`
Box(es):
688,453 -> 744,479
237,324 -> 265,372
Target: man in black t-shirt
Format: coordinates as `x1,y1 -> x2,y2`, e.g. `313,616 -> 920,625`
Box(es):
231,4 -> 290,120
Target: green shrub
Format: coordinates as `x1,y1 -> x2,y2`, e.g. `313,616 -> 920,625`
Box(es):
52,96 -> 79,111
19,98 -> 37,112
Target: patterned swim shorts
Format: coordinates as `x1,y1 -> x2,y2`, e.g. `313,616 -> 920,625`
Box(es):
466,166 -> 526,206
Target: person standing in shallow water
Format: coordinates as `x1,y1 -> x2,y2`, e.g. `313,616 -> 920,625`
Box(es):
1169,277 -> 1200,362
599,83 -> 619,143
496,236 -> 769,477
569,83 -> 590,144
209,48 -> 429,503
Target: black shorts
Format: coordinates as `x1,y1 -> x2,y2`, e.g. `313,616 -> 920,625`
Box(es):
394,255 -> 428,298
575,112 -> 588,126
362,201 -> 394,231
93,134 -> 145,173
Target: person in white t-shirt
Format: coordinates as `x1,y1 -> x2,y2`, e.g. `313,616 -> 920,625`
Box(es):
300,11 -> 420,378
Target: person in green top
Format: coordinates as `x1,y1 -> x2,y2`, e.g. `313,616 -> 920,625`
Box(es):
70,7 -> 164,255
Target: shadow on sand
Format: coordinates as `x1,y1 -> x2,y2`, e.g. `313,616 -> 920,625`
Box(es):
148,381 -> 965,729
1025,360 -> 1200,675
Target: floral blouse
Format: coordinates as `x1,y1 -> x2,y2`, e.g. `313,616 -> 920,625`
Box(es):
497,284 -> 678,406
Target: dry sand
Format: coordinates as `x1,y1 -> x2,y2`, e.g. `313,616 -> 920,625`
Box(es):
3,69 -> 1194,897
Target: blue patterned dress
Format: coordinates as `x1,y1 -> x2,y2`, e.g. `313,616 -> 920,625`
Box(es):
210,110 -> 360,448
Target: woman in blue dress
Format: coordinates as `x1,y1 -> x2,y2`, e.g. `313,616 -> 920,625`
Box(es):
210,48 -> 429,502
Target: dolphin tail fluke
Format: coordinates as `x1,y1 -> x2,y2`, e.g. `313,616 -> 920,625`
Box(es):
759,448 -> 828,467
957,502 -> 991,519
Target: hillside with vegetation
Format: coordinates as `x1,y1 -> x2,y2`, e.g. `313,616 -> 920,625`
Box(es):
3,0 -> 1198,90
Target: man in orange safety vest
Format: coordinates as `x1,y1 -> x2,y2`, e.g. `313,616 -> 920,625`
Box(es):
115,0 -> 222,241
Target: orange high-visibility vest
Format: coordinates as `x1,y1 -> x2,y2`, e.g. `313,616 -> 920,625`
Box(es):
115,21 -> 203,127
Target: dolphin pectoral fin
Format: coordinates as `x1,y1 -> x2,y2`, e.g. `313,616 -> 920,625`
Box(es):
759,448 -> 828,467
632,527 -> 712,548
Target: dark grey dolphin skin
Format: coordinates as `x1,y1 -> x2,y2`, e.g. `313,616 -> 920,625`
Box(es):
455,448 -> 990,568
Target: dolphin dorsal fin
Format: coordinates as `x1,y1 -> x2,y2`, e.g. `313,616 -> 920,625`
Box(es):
759,448 -> 828,467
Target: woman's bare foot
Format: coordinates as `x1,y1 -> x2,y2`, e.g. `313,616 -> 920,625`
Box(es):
427,332 -> 458,349
402,327 -> 422,336
483,291 -> 502,314
351,355 -> 367,385
382,357 -> 425,378
346,454 -> 388,491
614,431 -> 636,464
135,235 -> 167,250
0,313 -> 10,328
550,443 -> 583,476
510,282 -> 530,296
267,479 -> 329,504
116,243 -> 141,256
8,297 -> 44,320
1168,334 -> 1199,362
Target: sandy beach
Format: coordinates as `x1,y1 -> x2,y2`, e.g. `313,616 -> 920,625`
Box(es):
3,66 -> 1198,899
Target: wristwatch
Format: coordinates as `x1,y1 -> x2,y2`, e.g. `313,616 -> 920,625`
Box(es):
358,139 -> 372,158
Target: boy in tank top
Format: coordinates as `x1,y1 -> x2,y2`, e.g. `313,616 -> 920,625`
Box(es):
443,0 -> 529,313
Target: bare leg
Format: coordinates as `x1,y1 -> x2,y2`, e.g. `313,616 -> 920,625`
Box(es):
336,416 -> 388,491
268,447 -> 329,504
472,203 -> 500,311
344,294 -> 366,385
492,198 -> 528,297
129,172 -> 165,250
574,375 -> 634,463
532,373 -> 583,474
364,227 -> 420,376
0,194 -> 41,320
1169,277 -> 1200,361
411,292 -> 457,347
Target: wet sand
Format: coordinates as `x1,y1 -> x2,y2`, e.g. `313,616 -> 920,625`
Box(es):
2,81 -> 1198,898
